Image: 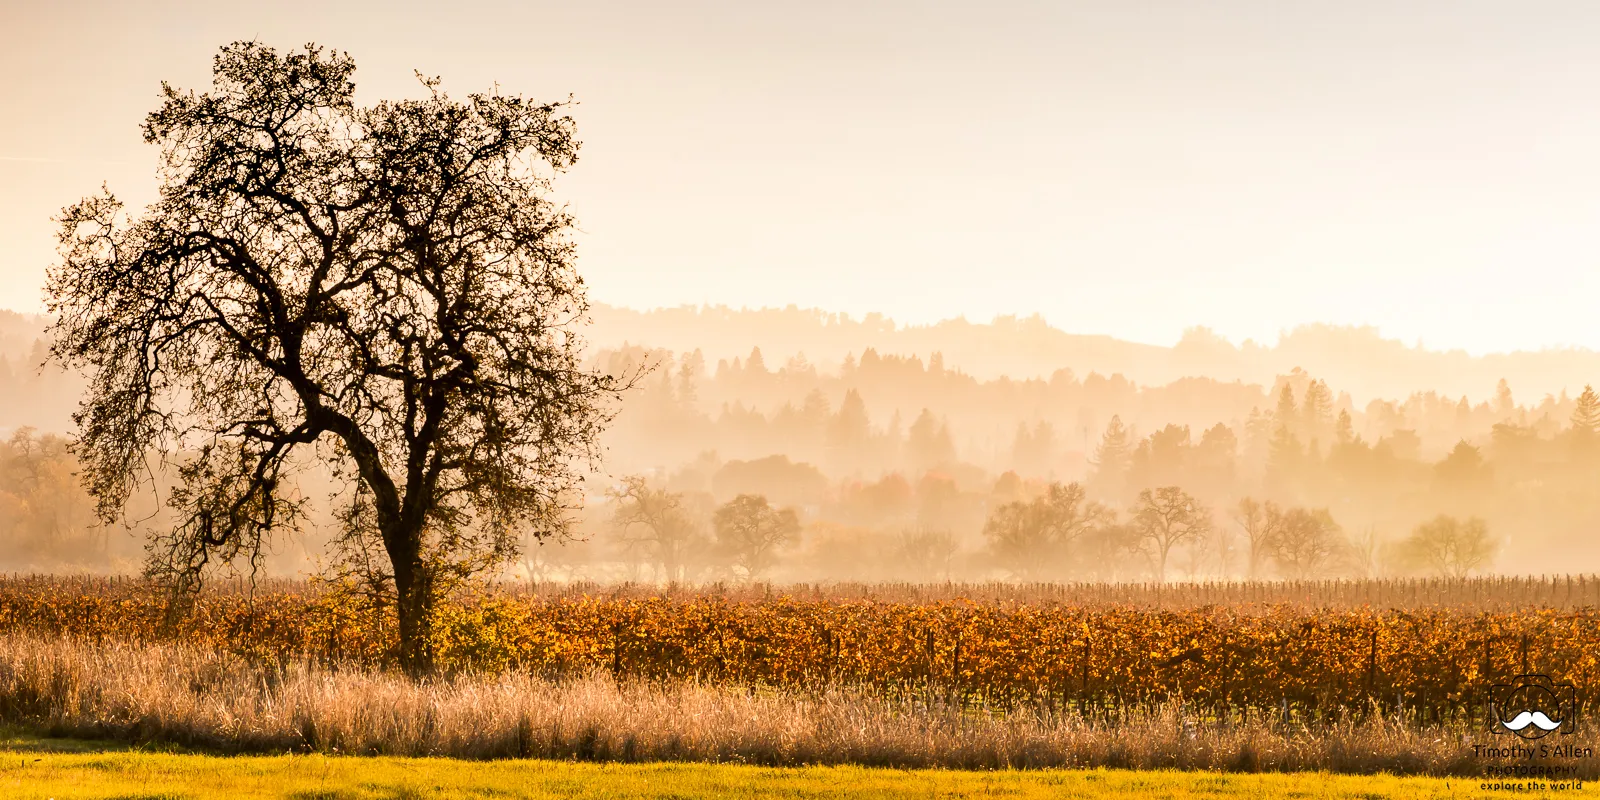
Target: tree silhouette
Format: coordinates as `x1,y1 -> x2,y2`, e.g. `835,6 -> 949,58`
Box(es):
827,388 -> 871,470
1333,409 -> 1355,445
982,481 -> 1106,579
1572,385 -> 1600,435
712,494 -> 799,580
1089,415 -> 1132,501
1268,507 -> 1345,579
1397,515 -> 1497,578
45,42 -> 624,673
1494,378 -> 1515,419
906,408 -> 955,475
1435,440 -> 1492,501
1230,497 -> 1285,580
1273,384 -> 1298,436
609,476 -> 705,583
1301,379 -> 1334,444
1131,486 -> 1211,583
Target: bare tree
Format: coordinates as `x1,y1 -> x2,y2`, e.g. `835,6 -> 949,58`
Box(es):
1181,517 -> 1240,580
1231,497 -> 1287,579
981,501 -> 1041,578
1269,507 -> 1347,579
0,428 -> 103,564
982,481 -> 1106,580
1397,515 -> 1497,578
608,475 -> 705,583
1131,486 -> 1211,583
1075,519 -> 1141,581
888,527 -> 956,581
712,494 -> 799,580
45,42 -> 625,673
1350,523 -> 1384,578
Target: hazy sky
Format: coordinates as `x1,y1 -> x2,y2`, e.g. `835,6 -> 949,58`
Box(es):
4,1 -> 1600,355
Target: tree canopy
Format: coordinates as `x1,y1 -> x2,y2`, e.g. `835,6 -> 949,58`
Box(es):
46,41 -> 623,672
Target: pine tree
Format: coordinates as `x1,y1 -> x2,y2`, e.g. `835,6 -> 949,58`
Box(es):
1495,378 -> 1514,418
801,389 -> 831,430
1334,409 -> 1355,445
1244,406 -> 1275,463
1265,424 -> 1302,501
1301,379 -> 1333,443
1090,415 -> 1133,500
676,351 -> 702,408
907,408 -> 955,473
826,389 -> 871,474
1092,416 -> 1132,471
746,346 -> 767,374
1274,384 -> 1298,436
1573,385 -> 1600,434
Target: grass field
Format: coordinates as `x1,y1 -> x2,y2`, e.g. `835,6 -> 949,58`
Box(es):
0,729 -> 1579,799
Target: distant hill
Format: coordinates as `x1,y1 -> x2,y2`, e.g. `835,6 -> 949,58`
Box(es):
6,303 -> 1600,437
588,303 -> 1600,405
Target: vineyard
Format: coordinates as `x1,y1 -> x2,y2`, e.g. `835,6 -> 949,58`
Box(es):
503,574 -> 1600,610
0,575 -> 1594,725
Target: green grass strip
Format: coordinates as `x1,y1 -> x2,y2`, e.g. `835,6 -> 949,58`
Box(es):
0,730 -> 1580,799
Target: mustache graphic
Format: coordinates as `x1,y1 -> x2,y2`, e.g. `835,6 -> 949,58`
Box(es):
1501,711 -> 1563,732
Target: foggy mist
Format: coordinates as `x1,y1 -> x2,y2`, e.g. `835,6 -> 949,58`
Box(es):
3,303 -> 1596,580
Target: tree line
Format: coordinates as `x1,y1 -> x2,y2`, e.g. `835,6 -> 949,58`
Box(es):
527,469 -> 1496,584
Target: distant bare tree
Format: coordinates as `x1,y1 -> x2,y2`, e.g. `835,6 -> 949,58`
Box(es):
1350,523 -> 1384,578
1075,520 -> 1141,581
712,494 -> 799,581
982,481 -> 1106,580
45,42 -> 625,673
1397,515 -> 1497,578
893,527 -> 958,581
1268,507 -> 1346,579
608,476 -> 705,583
0,428 -> 102,564
1230,497 -> 1286,580
1131,486 -> 1211,583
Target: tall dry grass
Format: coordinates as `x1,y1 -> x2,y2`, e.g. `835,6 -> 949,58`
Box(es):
0,634 -> 1582,777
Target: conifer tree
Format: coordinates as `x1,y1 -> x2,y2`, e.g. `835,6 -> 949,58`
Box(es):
1572,385 -> 1600,434
1301,379 -> 1334,442
1094,416 -> 1132,502
1334,409 -> 1355,445
1494,378 -> 1514,418
1274,384 -> 1298,436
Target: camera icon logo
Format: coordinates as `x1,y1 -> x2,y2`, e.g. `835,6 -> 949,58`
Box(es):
1489,674 -> 1577,740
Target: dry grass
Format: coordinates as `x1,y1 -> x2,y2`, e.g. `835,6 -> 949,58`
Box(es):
0,635 -> 1584,778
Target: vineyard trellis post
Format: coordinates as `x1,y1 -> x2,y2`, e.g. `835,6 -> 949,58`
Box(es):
951,628 -> 962,705
1365,627 -> 1378,713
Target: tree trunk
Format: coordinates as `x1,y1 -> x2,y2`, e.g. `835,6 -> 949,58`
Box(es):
389,529 -> 435,676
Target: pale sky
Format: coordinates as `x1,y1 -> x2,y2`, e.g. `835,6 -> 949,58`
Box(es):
3,1 -> 1600,354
